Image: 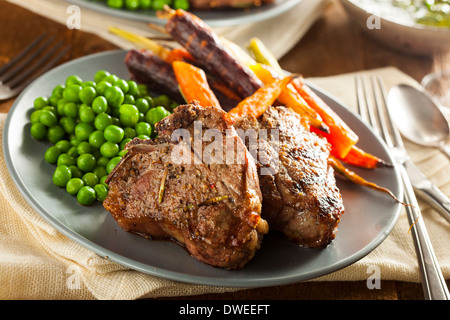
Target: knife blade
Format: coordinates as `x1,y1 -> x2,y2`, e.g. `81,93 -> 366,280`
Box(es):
404,159 -> 450,223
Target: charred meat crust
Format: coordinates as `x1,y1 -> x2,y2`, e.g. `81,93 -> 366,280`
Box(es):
103,103 -> 268,269
234,106 -> 345,249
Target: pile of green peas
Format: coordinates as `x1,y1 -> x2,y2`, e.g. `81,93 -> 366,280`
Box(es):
29,70 -> 176,206
105,0 -> 190,12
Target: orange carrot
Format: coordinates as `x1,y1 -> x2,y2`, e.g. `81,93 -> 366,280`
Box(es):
339,145 -> 391,169
290,77 -> 359,159
329,157 -> 407,205
172,60 -> 221,109
249,64 -> 328,133
228,75 -> 294,119
165,47 -> 195,64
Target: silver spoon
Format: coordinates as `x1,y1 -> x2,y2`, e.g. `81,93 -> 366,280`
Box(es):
388,84 -> 450,223
388,84 -> 450,160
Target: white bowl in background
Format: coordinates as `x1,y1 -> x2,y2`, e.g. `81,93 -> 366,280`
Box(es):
340,0 -> 450,55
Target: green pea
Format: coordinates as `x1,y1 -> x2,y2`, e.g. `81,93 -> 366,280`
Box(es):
65,75 -> 83,87
45,146 -> 62,164
105,86 -> 124,108
63,84 -> 82,103
97,156 -> 110,168
100,141 -> 119,158
106,156 -> 122,174
69,165 -> 83,179
145,106 -> 170,125
104,125 -> 124,143
30,121 -> 46,140
63,102 -> 78,118
66,178 -> 85,196
153,94 -> 171,108
79,86 -> 97,105
135,122 -> 152,137
152,0 -> 169,11
119,104 -> 140,127
102,74 -> 119,84
94,112 -> 113,131
123,127 -> 136,139
47,125 -> 66,144
53,85 -> 65,98
94,70 -> 110,84
77,153 -> 96,172
79,106 -> 96,123
123,94 -> 135,105
77,186 -> 97,206
93,165 -> 108,180
60,117 -> 76,135
118,149 -> 128,157
56,98 -> 68,116
67,146 -> 79,158
42,105 -> 57,115
91,97 -> 107,115
88,130 -> 106,149
119,137 -> 132,150
173,0 -> 189,10
100,175 -> 109,188
94,184 -> 109,201
52,165 -> 72,187
77,141 -> 92,155
30,110 -> 43,124
135,98 -> 150,114
55,140 -> 71,153
74,122 -> 94,141
127,80 -> 139,96
82,172 -> 99,187
34,97 -> 48,110
57,153 -> 76,167
137,84 -> 148,97
113,79 -> 129,93
125,0 -> 140,9
39,110 -> 58,127
82,81 -> 96,88
95,81 -> 112,96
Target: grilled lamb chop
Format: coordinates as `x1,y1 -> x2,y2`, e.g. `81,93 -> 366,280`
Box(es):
234,106 -> 344,249
103,103 -> 268,269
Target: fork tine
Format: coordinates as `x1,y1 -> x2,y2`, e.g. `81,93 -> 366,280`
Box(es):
12,44 -> 70,94
0,34 -> 53,83
8,40 -> 65,89
0,33 -> 48,76
372,76 -> 405,149
356,75 -> 382,136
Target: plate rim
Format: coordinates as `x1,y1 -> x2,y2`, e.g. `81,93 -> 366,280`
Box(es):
64,0 -> 305,27
3,49 -> 403,288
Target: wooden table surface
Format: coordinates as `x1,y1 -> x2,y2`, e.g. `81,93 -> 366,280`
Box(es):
1,0 -> 449,300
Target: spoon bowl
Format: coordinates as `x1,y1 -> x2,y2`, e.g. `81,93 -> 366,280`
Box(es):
387,84 -> 450,159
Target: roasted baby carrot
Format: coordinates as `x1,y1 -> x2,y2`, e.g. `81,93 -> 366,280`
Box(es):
291,77 -> 359,159
329,157 -> 406,205
228,75 -> 294,119
249,63 -> 328,133
172,60 -> 221,108
164,8 -> 263,99
340,145 -> 391,169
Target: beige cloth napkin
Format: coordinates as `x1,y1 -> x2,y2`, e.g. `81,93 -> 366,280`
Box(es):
1,66 -> 449,300
6,0 -> 331,60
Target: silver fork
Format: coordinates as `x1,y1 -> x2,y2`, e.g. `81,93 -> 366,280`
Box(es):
0,33 -> 70,100
356,75 -> 449,300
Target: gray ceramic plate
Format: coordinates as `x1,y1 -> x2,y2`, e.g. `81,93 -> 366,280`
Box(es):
3,50 -> 402,288
65,0 -> 303,27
